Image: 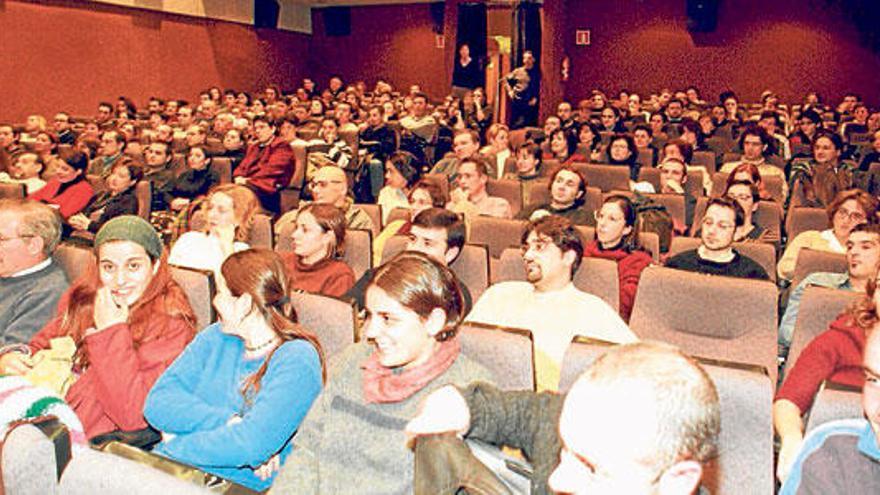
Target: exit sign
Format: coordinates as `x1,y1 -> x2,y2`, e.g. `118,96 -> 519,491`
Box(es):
576,30 -> 591,46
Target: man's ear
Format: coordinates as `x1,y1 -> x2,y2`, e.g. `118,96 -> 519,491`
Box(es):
562,248 -> 577,271
444,246 -> 460,266
656,460 -> 702,495
26,236 -> 45,257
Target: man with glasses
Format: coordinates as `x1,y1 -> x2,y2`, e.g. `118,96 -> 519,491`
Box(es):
0,199 -> 68,345
666,197 -> 769,280
467,215 -> 633,391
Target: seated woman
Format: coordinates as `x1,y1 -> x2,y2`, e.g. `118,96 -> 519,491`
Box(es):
789,132 -> 854,209
480,123 -> 512,179
282,203 -> 355,298
727,162 -> 774,202
584,195 -> 653,322
169,184 -> 258,273
68,160 -> 141,235
376,152 -> 418,225
145,249 -> 324,491
505,141 -> 544,184
29,150 -> 94,220
372,179 -> 445,266
575,121 -> 604,163
605,133 -> 641,183
0,216 -> 196,440
774,279 -> 878,482
778,189 -> 878,281
724,180 -> 777,243
268,252 -> 493,494
544,128 -> 586,165
518,164 -> 594,226
167,146 -> 220,212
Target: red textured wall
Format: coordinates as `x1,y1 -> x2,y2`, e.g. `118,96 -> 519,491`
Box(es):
0,0 -> 309,122
307,3 -> 450,100
559,0 -> 880,107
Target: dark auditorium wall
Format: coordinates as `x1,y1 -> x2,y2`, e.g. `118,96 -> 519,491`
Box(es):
0,0 -> 310,122
307,3 -> 450,100
559,0 -> 880,107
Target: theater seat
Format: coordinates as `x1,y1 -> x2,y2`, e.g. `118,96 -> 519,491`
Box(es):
291,291 -> 357,358
382,237 -> 489,300
458,322 -> 534,391
786,207 -> 829,241
805,381 -> 863,432
342,229 -> 373,281
469,217 -> 527,258
629,266 -> 779,385
54,243 -> 95,283
209,157 -> 232,184
248,213 -> 273,249
790,249 -> 847,290
668,236 -> 777,282
169,265 -> 216,331
0,182 -> 25,199
135,181 -> 151,220
486,178 -> 522,217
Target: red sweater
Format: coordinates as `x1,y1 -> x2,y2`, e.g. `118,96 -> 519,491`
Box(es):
232,137 -> 295,194
29,296 -> 194,439
776,314 -> 865,412
283,252 -> 355,298
583,240 -> 653,322
29,178 -> 94,219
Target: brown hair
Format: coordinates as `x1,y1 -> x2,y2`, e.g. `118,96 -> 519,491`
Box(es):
369,251 -> 464,341
827,189 -> 879,223
205,184 -> 259,242
298,203 -> 347,259
521,215 -> 585,277
222,249 -> 327,400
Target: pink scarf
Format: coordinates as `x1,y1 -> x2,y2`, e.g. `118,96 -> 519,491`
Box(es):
361,338 -> 461,403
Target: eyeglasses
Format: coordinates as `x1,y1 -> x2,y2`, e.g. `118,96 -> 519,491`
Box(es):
520,239 -> 552,255
836,209 -> 866,222
310,180 -> 344,189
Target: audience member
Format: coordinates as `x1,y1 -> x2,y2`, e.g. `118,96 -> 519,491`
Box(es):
358,104 -> 398,199
518,164 -> 594,226
281,203 -> 355,298
376,152 -> 418,224
145,248 -> 324,491
666,197 -> 770,280
720,125 -> 789,198
724,179 -> 777,243
0,199 -> 68,345
268,252 -> 492,494
87,130 -> 126,179
233,115 -> 295,215
167,145 -> 220,210
141,141 -> 175,212
605,133 -> 641,182
275,165 -> 374,235
29,151 -> 95,219
371,179 -> 446,266
446,157 -> 512,219
789,132 -> 854,209
778,189 -> 877,281
431,128 -> 483,177
506,141 -> 544,184
0,216 -> 196,440
467,215 -> 635,390
69,159 -> 141,234
0,152 -> 46,194
584,195 -> 653,321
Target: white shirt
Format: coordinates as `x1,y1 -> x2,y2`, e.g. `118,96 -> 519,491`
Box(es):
467,281 -> 637,390
168,231 -> 249,272
10,258 -> 51,278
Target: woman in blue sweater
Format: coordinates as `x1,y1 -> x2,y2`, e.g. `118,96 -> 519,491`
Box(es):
144,248 -> 325,490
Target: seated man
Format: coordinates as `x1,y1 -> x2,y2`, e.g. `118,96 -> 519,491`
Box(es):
87,130 -> 126,179
653,156 -> 697,234
779,223 -> 880,351
446,157 -> 512,220
142,141 -> 175,212
467,215 -> 635,390
0,199 -> 68,344
430,128 -> 485,178
719,125 -> 788,199
666,197 -> 770,280
407,341 -> 721,495
518,164 -> 594,226
345,207 -> 472,312
233,115 -> 295,215
0,152 -> 46,194
275,165 -> 373,239
780,322 -> 880,493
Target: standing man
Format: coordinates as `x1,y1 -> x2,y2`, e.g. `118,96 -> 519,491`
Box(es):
505,50 -> 541,129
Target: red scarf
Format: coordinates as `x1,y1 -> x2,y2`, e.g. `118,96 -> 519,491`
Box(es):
361,338 -> 461,404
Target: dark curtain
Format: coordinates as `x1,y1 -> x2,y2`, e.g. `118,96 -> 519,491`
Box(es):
454,2 -> 488,88
512,1 -> 542,68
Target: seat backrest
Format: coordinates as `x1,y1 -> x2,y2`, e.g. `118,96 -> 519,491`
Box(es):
458,322 -> 534,390
689,198 -> 782,242
384,207 -> 411,226
342,229 -> 372,281
783,285 -> 859,379
248,213 -> 273,249
2,423 -> 62,495
486,178 -> 522,217
135,181 -> 151,219
790,249 -> 847,289
209,156 -> 232,184
0,182 -> 25,199
493,248 -> 620,312
699,360 -> 775,495
805,381 -> 864,432
667,237 -> 777,282
557,336 -> 618,393
629,266 -> 779,384
637,231 -> 660,262
711,172 -> 785,204
692,150 -> 717,174
575,164 -> 630,192
54,243 -> 95,283
291,291 -> 357,358
450,244 -> 490,301
469,217 -> 527,258
353,203 -> 381,236
423,173 -> 450,202
786,207 -> 829,240
288,142 -> 308,190
169,265 -> 216,331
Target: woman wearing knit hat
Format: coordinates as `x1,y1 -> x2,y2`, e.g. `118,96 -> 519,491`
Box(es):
0,215 -> 196,441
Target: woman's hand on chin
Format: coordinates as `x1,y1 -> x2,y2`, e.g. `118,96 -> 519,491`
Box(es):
90,286 -> 130,333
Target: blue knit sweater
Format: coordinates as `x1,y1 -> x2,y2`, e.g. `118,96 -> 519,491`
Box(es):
144,323 -> 322,490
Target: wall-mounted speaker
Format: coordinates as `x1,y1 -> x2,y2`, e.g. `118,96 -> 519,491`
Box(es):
686,0 -> 719,33
323,7 -> 351,37
254,0 -> 280,29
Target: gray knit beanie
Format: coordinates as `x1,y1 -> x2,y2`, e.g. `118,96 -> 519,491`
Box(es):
94,215 -> 163,259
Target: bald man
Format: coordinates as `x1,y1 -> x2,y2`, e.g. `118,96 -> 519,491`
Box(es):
407,342 -> 720,494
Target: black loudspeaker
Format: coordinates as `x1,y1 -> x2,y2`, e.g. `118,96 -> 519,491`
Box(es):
323,7 -> 351,37
430,2 -> 445,35
254,0 -> 280,29
686,0 -> 719,33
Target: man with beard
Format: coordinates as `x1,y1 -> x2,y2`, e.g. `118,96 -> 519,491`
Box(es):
466,215 -> 634,391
